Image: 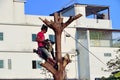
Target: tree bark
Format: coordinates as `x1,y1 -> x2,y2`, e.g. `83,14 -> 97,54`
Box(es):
55,32 -> 62,62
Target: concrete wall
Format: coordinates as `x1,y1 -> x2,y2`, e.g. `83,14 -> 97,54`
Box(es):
0,0 -> 14,23
76,29 -> 90,80
89,47 -> 119,80
0,0 -> 25,24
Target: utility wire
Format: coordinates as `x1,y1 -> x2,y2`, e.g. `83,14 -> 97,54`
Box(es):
64,30 -> 106,65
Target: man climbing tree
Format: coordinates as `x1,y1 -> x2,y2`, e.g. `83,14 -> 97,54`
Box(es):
37,12 -> 82,80
35,24 -> 58,69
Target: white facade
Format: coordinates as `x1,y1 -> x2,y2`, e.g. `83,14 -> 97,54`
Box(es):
0,0 -> 120,80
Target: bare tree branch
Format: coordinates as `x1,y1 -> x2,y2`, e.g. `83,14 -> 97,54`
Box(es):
54,13 -> 59,23
62,54 -> 71,69
40,62 -> 57,75
39,17 -> 56,30
58,18 -> 63,24
63,14 -> 82,28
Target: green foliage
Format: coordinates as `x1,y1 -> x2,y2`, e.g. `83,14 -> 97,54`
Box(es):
106,49 -> 120,72
114,72 -> 120,78
100,75 -> 120,80
100,49 -> 120,80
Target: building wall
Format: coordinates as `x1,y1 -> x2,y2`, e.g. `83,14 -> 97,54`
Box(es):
0,0 -> 25,24
0,0 -> 14,23
89,47 -> 119,80
78,18 -> 112,29
0,24 -> 38,51
12,1 -> 25,24
76,29 -> 90,80
0,23 -> 78,79
0,52 -> 42,79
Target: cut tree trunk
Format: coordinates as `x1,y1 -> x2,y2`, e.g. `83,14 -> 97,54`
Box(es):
39,13 -> 82,80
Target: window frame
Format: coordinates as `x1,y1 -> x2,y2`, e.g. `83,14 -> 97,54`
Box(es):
8,59 -> 12,69
104,53 -> 111,57
0,60 -> 4,69
49,34 -> 55,42
32,34 -> 37,42
32,60 -> 42,69
0,32 -> 3,41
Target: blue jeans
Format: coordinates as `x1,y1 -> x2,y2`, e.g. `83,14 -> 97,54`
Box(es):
38,47 -> 50,61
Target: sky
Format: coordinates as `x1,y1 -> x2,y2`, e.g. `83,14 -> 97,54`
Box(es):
25,0 -> 120,29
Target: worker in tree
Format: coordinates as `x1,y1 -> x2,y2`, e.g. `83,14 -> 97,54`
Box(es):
36,24 -> 57,69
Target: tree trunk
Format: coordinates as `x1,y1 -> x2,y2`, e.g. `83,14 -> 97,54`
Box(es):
55,32 -> 62,62
54,70 -> 65,80
54,31 -> 66,80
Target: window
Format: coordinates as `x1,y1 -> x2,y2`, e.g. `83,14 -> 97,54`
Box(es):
0,60 -> 4,68
90,31 -> 104,40
49,34 -> 55,42
32,34 -> 36,42
90,30 -> 112,47
32,60 -> 42,69
8,59 -> 12,69
0,32 -> 3,41
104,53 -> 111,57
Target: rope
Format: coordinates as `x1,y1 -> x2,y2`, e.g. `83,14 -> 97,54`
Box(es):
64,30 -> 106,65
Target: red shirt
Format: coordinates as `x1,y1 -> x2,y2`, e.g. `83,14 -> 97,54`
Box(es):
37,31 -> 45,47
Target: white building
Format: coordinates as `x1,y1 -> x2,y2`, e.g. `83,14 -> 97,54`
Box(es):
0,0 -> 120,80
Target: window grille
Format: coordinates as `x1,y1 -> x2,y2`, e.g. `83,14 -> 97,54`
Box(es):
104,53 -> 111,57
